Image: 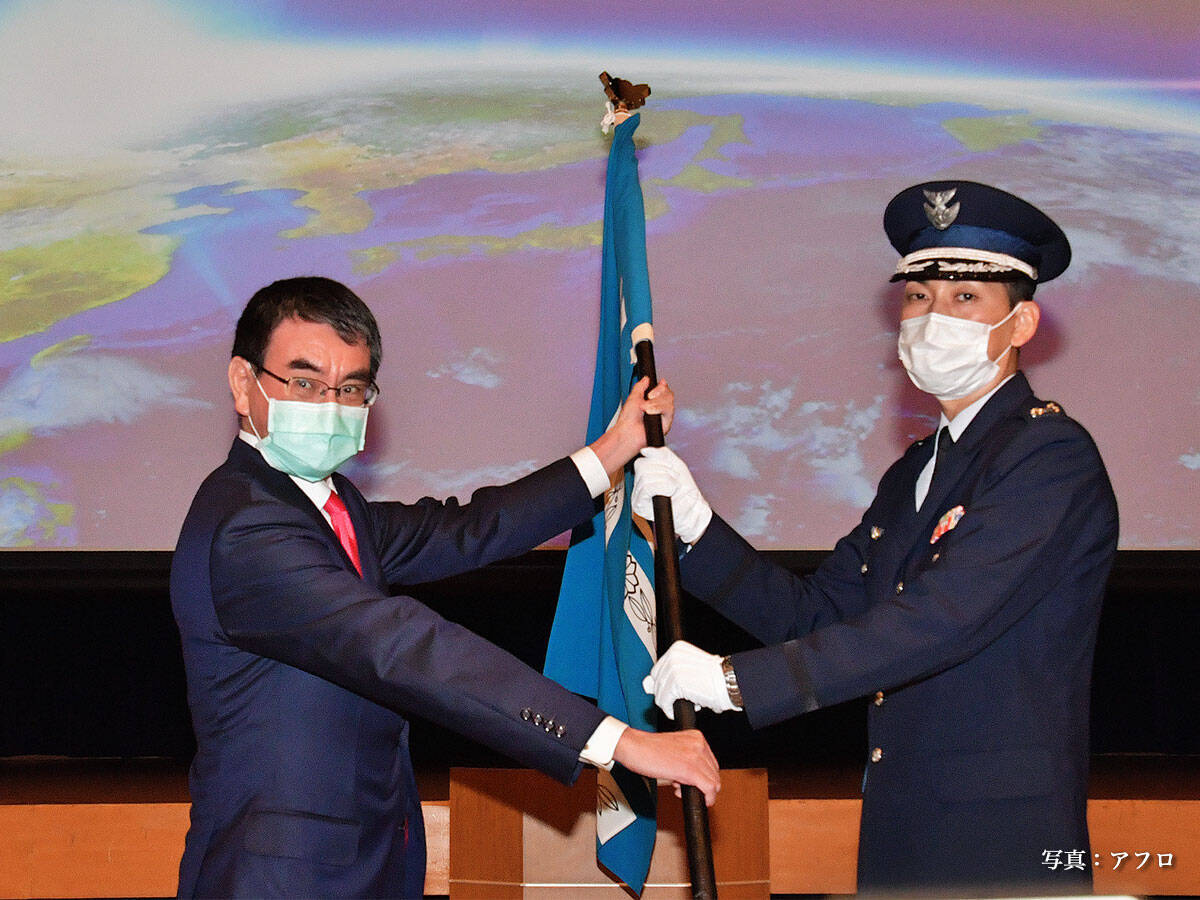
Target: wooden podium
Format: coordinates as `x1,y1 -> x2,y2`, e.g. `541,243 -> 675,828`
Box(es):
449,768 -> 769,898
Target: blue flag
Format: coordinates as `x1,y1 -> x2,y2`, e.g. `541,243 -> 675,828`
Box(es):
544,112 -> 658,894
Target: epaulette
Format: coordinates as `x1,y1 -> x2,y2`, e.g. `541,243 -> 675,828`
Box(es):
1028,401 -> 1064,419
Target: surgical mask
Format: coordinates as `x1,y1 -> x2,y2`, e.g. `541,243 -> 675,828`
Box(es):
897,302 -> 1022,401
250,378 -> 369,481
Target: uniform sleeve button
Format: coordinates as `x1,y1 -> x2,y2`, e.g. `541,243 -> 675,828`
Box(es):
871,747 -> 883,763
870,526 -> 884,540
860,563 -> 869,574
874,691 -> 884,706
555,725 -> 566,738
520,708 -> 532,721
533,713 -> 544,726
895,581 -> 904,594
544,718 -> 555,733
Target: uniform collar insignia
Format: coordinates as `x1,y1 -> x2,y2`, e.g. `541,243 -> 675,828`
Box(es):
923,188 -> 960,230
1029,401 -> 1063,418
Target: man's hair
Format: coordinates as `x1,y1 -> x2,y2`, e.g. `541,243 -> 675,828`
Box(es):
1004,277 -> 1037,308
232,277 -> 382,378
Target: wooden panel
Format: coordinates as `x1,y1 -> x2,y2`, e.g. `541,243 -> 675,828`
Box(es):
423,801 -> 450,896
0,800 -> 449,899
3,767 -> 1197,897
450,768 -> 769,898
448,769 -> 526,899
768,797 -> 860,895
0,802 -> 190,899
1090,799 -> 1200,897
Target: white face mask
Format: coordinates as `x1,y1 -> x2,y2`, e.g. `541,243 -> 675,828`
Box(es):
897,302 -> 1022,401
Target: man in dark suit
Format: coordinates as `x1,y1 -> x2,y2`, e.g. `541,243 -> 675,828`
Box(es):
634,182 -> 1118,896
171,276 -> 718,898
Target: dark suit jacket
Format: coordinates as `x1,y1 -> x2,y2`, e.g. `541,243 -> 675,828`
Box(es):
170,438 -> 606,898
681,373 -> 1118,895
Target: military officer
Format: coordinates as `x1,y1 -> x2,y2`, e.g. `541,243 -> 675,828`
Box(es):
634,181 -> 1118,896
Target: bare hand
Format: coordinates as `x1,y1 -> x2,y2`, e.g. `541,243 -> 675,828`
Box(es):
611,726 -> 720,806
589,377 -> 675,479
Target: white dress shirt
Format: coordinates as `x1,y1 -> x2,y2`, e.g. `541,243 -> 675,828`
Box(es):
914,374 -> 1016,511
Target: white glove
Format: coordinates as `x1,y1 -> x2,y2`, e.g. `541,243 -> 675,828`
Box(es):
642,640 -> 740,720
631,446 -> 713,545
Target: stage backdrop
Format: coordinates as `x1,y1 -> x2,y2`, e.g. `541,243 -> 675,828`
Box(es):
1,0 -> 1197,550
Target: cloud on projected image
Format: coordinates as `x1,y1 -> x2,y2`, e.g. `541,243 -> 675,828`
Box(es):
729,493 -> 779,539
0,348 -> 205,437
676,381 -> 883,537
0,0 -> 471,155
425,347 -> 503,389
1030,131 -> 1200,288
3,0 -> 1196,160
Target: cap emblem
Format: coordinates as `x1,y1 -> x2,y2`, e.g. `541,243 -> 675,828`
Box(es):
923,189 -> 959,230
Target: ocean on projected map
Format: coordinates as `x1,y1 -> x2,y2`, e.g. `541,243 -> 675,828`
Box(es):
1,24 -> 1198,548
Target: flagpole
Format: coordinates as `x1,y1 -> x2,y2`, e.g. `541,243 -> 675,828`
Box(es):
635,337 -> 719,900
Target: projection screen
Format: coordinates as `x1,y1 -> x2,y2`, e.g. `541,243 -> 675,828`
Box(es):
1,0 -> 1197,549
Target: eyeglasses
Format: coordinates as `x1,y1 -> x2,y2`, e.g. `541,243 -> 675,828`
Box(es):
257,365 -> 379,407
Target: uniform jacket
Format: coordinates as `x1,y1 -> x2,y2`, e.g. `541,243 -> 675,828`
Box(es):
681,373 -> 1118,894
170,438 -> 606,898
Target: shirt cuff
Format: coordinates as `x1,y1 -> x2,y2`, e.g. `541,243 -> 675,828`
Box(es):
579,715 -> 627,770
569,446 -> 611,499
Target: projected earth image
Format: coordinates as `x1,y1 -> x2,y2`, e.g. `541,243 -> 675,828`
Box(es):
1,62 -> 1198,548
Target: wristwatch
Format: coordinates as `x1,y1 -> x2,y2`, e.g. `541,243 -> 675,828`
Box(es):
720,655 -> 744,709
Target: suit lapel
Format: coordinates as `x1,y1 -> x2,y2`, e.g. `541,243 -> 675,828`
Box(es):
227,439 -> 323,526
228,439 -> 372,580
869,441 -> 934,581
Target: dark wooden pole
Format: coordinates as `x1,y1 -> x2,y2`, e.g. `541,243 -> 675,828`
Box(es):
634,338 -> 718,900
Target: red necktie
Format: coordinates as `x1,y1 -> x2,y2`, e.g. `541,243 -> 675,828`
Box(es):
323,491 -> 362,576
